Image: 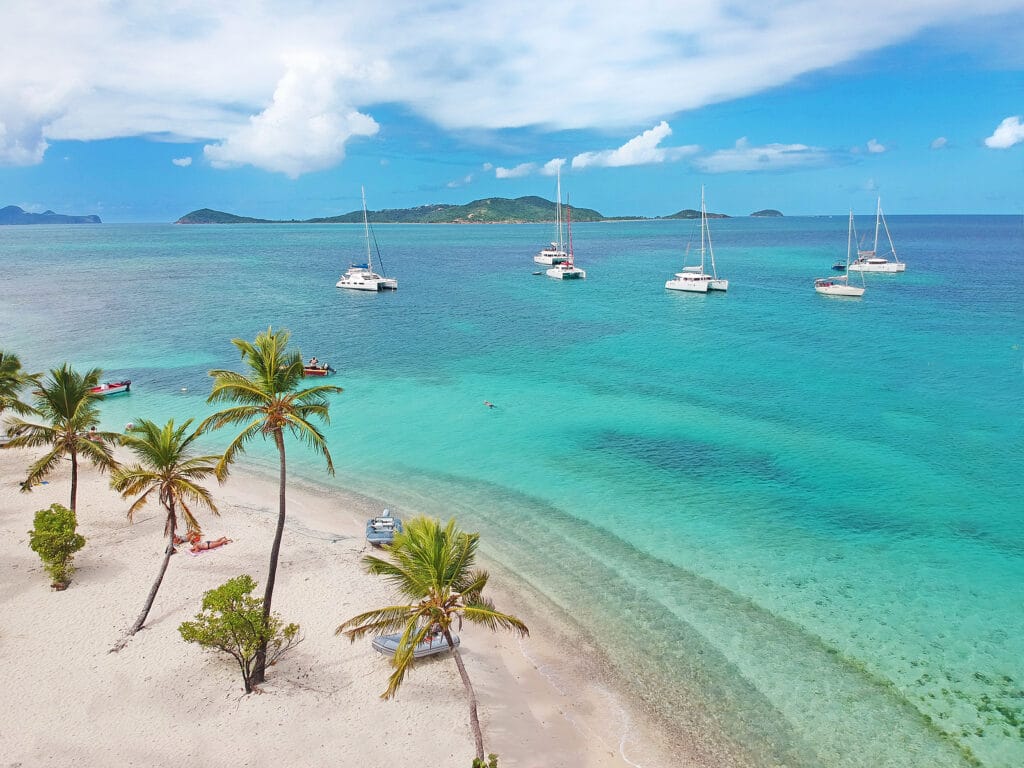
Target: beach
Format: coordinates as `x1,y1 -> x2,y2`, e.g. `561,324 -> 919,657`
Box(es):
0,447 -> 688,768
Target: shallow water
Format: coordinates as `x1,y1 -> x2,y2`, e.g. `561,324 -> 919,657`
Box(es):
2,215 -> 1022,766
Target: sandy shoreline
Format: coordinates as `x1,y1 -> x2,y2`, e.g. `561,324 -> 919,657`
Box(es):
0,447 -> 683,768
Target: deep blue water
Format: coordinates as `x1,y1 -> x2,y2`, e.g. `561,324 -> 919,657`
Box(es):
1,215 -> 1022,767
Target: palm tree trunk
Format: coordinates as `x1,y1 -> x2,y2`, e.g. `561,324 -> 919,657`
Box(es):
69,448 -> 78,512
447,631 -> 485,761
111,523 -> 175,652
252,429 -> 287,685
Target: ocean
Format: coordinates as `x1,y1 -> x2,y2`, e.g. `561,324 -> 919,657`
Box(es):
1,215 -> 1022,767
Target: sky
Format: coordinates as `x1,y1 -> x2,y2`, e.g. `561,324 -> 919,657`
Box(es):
1,1 -> 1023,222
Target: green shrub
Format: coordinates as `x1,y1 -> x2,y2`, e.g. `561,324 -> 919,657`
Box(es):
28,503 -> 86,589
472,755 -> 499,768
179,574 -> 301,693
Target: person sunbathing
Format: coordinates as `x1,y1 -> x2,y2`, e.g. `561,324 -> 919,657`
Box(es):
190,536 -> 231,552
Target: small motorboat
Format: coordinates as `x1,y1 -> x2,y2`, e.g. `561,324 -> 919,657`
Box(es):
303,364 -> 336,377
831,261 -> 847,271
90,380 -> 131,396
371,631 -> 459,659
366,508 -> 403,546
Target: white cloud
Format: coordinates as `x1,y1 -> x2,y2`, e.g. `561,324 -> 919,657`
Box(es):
542,158 -> 566,175
930,136 -> 948,149
2,2 -> 1023,173
172,156 -> 193,167
571,122 -> 698,169
984,116 -> 1024,149
695,137 -> 830,173
867,138 -> 886,153
204,56 -> 379,177
495,163 -> 536,178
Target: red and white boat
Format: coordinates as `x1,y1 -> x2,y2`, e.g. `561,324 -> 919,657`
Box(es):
90,380 -> 131,396
303,365 -> 336,377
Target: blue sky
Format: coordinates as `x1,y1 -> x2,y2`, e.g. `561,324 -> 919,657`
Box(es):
2,1 -> 1022,222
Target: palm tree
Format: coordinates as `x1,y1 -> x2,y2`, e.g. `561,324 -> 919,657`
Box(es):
5,363 -> 119,510
337,516 -> 529,762
0,350 -> 38,419
110,418 -> 221,649
200,327 -> 342,684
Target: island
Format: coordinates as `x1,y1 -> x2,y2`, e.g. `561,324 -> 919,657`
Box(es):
0,205 -> 101,225
178,197 -> 610,225
662,208 -> 729,220
750,209 -> 783,217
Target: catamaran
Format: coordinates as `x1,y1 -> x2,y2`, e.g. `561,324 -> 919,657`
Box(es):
546,201 -> 586,279
815,210 -> 866,297
665,187 -> 728,293
336,188 -> 398,291
848,198 -> 905,272
534,167 -> 569,266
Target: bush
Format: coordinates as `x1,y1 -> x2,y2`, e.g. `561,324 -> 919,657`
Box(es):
472,755 -> 499,768
179,574 -> 301,693
28,503 -> 86,590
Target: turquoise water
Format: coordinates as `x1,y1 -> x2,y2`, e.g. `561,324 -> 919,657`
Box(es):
2,217 -> 1022,766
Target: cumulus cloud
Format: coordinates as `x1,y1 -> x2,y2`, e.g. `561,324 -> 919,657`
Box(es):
204,56 -> 379,177
571,122 -> 698,169
172,156 -> 193,167
984,116 -> 1024,149
867,138 -> 886,153
495,163 -> 536,178
542,158 -> 566,175
695,138 -> 830,173
930,136 -> 948,149
2,2 -> 1022,173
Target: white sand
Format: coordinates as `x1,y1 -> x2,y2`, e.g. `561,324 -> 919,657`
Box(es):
0,448 -> 681,768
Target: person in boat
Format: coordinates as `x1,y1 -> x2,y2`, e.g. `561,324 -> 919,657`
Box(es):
309,356 -> 318,367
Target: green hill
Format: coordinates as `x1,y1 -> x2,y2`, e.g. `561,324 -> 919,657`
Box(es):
175,208 -> 273,224
663,208 -> 729,219
1,205 -> 101,224
751,209 -> 783,217
177,196 -> 606,225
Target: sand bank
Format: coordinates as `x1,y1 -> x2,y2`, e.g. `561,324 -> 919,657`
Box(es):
0,448 -> 683,767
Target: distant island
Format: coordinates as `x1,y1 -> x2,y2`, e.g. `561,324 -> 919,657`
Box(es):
663,208 -> 729,220
176,197 -> 778,225
178,197 -> 609,225
0,205 -> 101,225
750,209 -> 783,217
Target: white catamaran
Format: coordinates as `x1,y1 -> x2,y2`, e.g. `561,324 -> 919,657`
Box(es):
534,167 -> 570,266
815,210 -> 866,297
665,186 -> 728,293
546,200 -> 586,279
336,187 -> 398,291
848,197 -> 905,273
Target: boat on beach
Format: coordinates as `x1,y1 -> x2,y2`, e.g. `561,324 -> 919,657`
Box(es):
337,188 -> 398,291
371,630 -> 459,658
848,198 -> 905,273
815,211 -> 866,297
665,187 -> 727,293
90,380 -> 131,396
365,508 -> 403,546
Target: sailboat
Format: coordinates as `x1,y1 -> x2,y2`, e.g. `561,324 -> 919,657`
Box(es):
534,167 -> 570,265
665,186 -> 728,293
815,211 -> 866,297
336,188 -> 398,291
847,198 -> 905,272
546,201 -> 586,279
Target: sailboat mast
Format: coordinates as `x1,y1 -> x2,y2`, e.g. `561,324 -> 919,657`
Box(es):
873,197 -> 882,255
566,199 -> 573,266
361,186 -> 372,269
556,167 -> 564,252
700,185 -> 708,271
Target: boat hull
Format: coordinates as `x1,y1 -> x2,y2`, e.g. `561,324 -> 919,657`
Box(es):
665,276 -> 709,293
848,261 -> 905,273
371,632 -> 459,658
90,380 -> 131,396
303,367 -> 335,377
815,282 -> 864,297
534,251 -> 568,265
546,266 -> 586,279
708,279 -> 729,292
